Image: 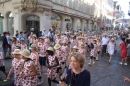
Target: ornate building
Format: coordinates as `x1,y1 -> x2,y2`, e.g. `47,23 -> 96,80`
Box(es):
0,0 -> 114,35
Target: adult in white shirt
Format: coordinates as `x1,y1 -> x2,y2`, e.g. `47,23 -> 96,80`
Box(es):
42,29 -> 46,37
101,35 -> 109,56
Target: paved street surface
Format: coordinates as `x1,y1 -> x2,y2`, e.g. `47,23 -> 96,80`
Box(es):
0,40 -> 130,86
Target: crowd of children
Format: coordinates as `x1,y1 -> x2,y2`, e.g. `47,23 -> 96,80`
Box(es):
0,30 -> 130,86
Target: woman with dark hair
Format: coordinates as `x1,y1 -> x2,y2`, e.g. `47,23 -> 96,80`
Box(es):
119,38 -> 128,65
46,47 -> 59,86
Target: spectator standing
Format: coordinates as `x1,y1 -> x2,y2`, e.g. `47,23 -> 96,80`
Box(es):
42,29 -> 46,37
6,32 -> 12,52
18,32 -> 24,40
101,35 -> 109,56
2,32 -> 9,58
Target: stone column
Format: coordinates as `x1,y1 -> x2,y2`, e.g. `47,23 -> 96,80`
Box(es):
42,10 -> 51,34
86,21 -> 89,32
13,10 -> 20,35
87,20 -> 91,31
3,18 -> 8,32
72,17 -> 77,31
61,15 -> 66,33
81,19 -> 85,32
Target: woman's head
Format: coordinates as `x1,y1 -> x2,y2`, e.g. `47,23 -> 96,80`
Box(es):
72,46 -> 78,52
12,36 -> 16,41
40,37 -> 45,43
122,37 -> 126,42
46,47 -> 54,56
29,44 -> 37,52
20,38 -> 25,44
12,49 -> 21,58
68,53 -> 86,68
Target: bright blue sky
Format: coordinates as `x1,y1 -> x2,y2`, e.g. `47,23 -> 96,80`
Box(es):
113,0 -> 130,18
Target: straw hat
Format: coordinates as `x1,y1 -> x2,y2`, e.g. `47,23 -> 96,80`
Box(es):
80,43 -> 85,47
16,43 -> 21,48
20,38 -> 24,41
45,35 -> 49,37
47,47 -> 54,52
12,49 -> 20,54
20,49 -> 30,58
54,44 -> 61,50
72,46 -> 78,49
29,44 -> 36,50
39,37 -> 45,40
12,36 -> 16,39
33,34 -> 37,37
62,40 -> 67,44
57,34 -> 60,36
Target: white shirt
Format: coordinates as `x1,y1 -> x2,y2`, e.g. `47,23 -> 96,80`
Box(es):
102,37 -> 109,45
42,31 -> 46,37
6,35 -> 12,45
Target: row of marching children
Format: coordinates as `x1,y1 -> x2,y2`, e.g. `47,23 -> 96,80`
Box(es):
0,32 -> 117,86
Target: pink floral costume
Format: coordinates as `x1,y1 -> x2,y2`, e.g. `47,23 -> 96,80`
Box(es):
55,50 -> 63,66
90,43 -> 97,57
21,43 -> 27,50
55,38 -> 61,45
12,58 -> 23,86
61,45 -> 68,62
0,52 -> 4,67
97,42 -> 101,52
32,39 -> 38,45
37,42 -> 42,47
78,48 -> 85,55
47,55 -> 57,80
11,43 -> 17,53
30,52 -> 41,76
44,38 -> 50,49
38,43 -> 46,57
21,60 -> 37,86
70,39 -> 78,48
63,36 -> 68,43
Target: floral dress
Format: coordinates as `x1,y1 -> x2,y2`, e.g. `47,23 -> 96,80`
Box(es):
11,43 -> 17,53
32,39 -> 38,45
47,55 -> 57,80
30,52 -> 41,76
90,43 -> 97,57
70,39 -> 78,48
21,60 -> 37,86
78,48 -> 85,55
63,36 -> 68,43
0,52 -> 4,67
97,42 -> 101,52
55,38 -> 61,45
55,50 -> 62,66
21,43 -> 27,50
12,58 -> 23,86
61,45 -> 68,62
44,38 -> 50,49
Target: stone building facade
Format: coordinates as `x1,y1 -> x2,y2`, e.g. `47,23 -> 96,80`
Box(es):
0,0 -> 114,35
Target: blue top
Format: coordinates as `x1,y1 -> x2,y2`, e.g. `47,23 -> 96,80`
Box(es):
65,69 -> 90,86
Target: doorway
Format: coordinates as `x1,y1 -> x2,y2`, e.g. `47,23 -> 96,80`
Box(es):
26,15 -> 40,36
